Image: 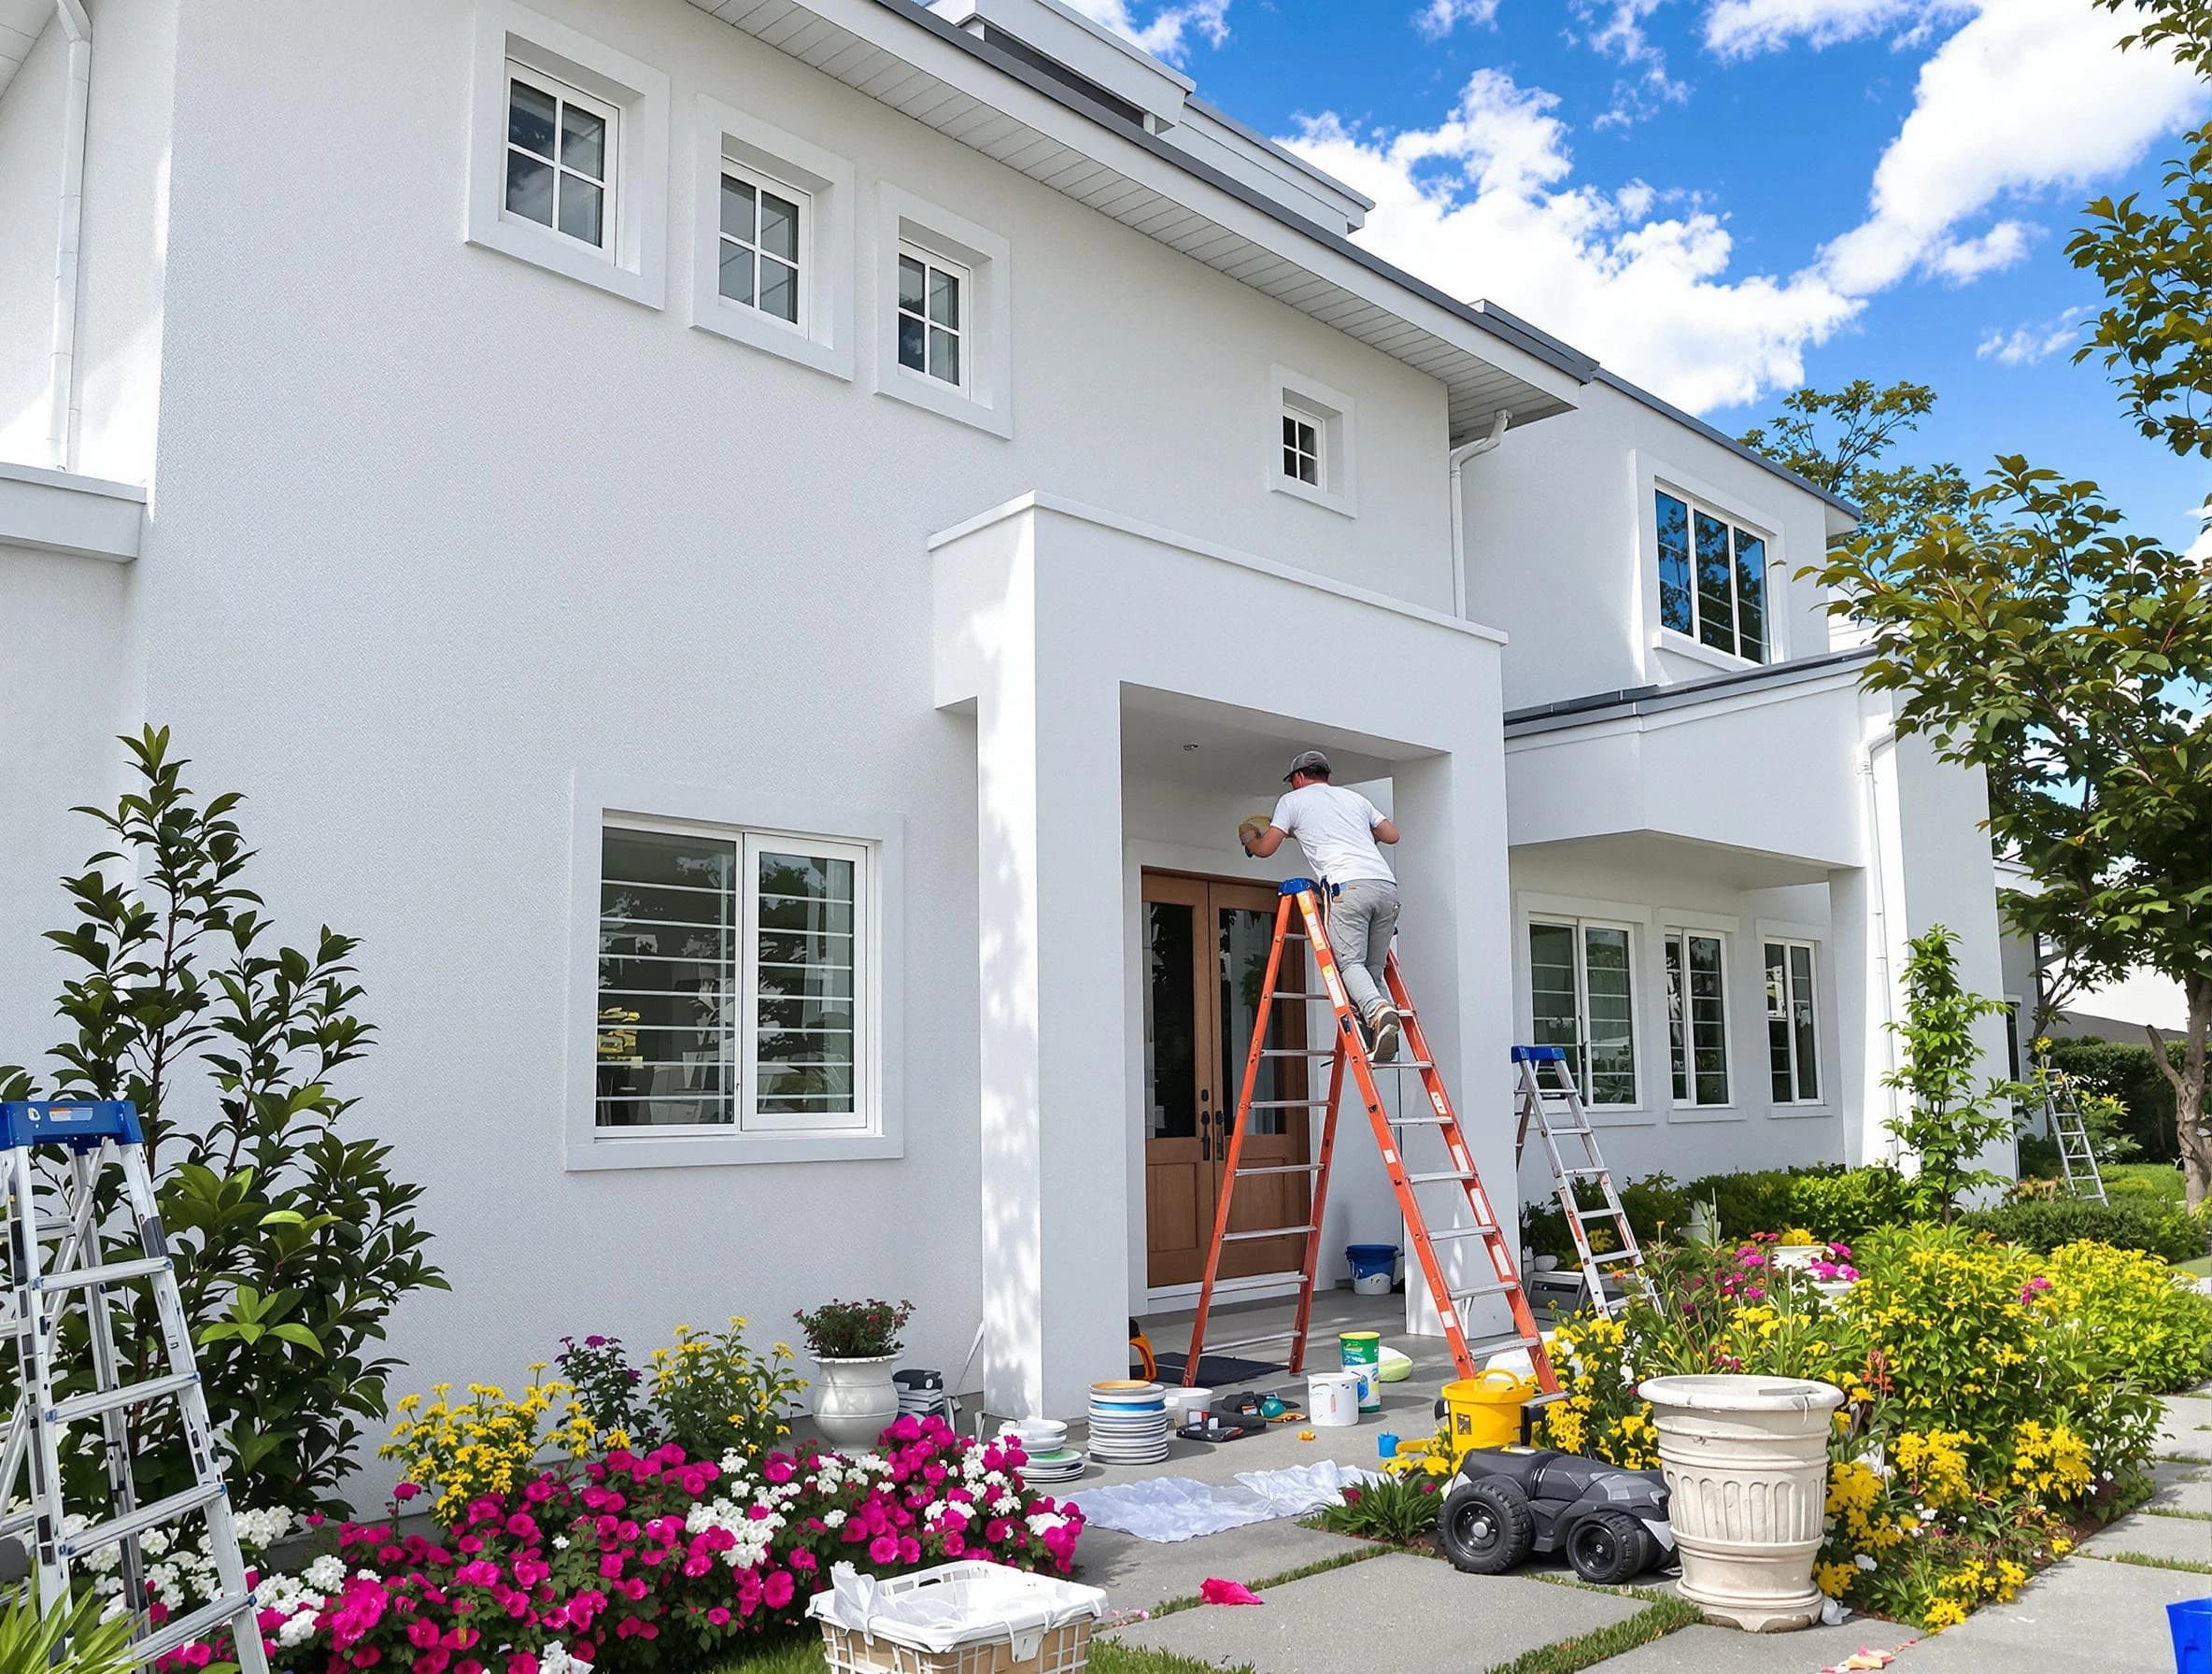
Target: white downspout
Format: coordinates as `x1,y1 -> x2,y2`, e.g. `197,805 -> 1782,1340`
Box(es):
47,0 -> 92,472
1859,718 -> 1901,1163
1447,407 -> 1510,619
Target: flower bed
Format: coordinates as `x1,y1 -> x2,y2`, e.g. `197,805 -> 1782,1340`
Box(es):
1534,1226 -> 2203,1632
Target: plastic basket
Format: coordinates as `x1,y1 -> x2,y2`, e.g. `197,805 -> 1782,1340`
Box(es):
2171,1597 -> 2212,1674
810,1563 -> 1106,1674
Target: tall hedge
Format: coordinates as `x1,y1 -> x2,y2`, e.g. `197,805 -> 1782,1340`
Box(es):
2049,1037 -> 2187,1163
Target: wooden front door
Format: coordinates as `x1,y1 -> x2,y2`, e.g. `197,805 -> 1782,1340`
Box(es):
1142,872 -> 1314,1288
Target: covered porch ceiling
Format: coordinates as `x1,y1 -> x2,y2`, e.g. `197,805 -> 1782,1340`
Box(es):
1119,686 -> 1412,800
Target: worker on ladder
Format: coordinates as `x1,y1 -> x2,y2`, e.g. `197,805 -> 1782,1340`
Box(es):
1238,749 -> 1404,1062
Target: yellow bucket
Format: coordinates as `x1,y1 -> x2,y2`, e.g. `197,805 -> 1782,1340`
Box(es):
1440,1369 -> 1537,1459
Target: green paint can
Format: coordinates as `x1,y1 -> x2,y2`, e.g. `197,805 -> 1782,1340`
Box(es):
1340,1329 -> 1383,1412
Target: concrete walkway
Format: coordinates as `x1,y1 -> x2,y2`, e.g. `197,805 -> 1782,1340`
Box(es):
1065,1297 -> 2211,1673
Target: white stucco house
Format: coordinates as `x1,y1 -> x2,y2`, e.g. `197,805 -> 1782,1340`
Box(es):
0,0 -> 2009,1429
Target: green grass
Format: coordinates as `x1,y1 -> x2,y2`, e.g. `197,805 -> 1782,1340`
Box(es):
2143,1506 -> 2212,1522
1477,1582 -> 1704,1674
706,1629 -> 1248,1674
2177,1255 -> 2212,1279
2106,1164 -> 2187,1204
2084,1550 -> 2212,1576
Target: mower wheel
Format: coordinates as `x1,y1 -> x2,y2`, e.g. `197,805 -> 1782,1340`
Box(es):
1438,1477 -> 1535,1575
1564,1510 -> 1646,1585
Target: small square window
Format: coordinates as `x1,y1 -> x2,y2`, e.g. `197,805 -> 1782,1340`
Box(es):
1269,367 -> 1356,517
897,247 -> 966,390
504,64 -> 616,254
1283,411 -> 1321,487
718,164 -> 808,328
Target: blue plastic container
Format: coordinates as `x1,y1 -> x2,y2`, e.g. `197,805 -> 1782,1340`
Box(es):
2171,1598 -> 2212,1674
1345,1243 -> 1401,1295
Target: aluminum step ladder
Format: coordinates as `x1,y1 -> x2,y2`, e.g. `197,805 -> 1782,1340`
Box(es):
1182,880 -> 1560,1395
2047,1076 -> 2109,1205
0,1100 -> 269,1673
1513,1047 -> 1654,1318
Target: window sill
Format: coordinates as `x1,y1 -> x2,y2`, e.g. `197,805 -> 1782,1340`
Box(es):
693,298 -> 853,381
1269,474 -> 1355,518
469,214 -> 665,309
876,364 -> 1011,438
1581,1104 -> 1657,1128
1769,1102 -> 1834,1121
567,1128 -> 900,1170
1650,626 -> 1760,677
1666,1103 -> 1743,1123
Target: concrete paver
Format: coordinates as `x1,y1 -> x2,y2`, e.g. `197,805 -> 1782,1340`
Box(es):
2156,1396 -> 2212,1458
1585,1621 -> 1921,1674
2147,1457 -> 2212,1517
2081,1509 -> 2212,1568
1883,1549 -> 2204,1672
1072,1523 -> 1377,1613
1109,1553 -> 1644,1673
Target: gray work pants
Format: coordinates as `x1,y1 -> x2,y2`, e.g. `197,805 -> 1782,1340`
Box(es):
1327,878 -> 1400,1024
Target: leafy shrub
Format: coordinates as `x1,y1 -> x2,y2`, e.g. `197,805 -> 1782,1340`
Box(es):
2042,1239 -> 2212,1392
793,1297 -> 915,1360
1959,1197 -> 2207,1263
1787,1166 -> 1920,1242
1882,928 -> 2020,1222
0,727 -> 443,1512
649,1317 -> 808,1463
559,1333 -> 657,1446
2017,1133 -> 2061,1177
1315,1474 -> 1442,1543
0,1589 -> 138,1674
1522,1164 -> 1917,1261
2048,1037 -> 2186,1162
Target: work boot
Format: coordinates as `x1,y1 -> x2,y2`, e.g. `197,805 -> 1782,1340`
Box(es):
1368,1005 -> 1401,1064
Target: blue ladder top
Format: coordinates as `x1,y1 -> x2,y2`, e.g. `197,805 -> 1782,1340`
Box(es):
1511,1045 -> 1567,1063
1280,877 -> 1319,896
0,1100 -> 142,1150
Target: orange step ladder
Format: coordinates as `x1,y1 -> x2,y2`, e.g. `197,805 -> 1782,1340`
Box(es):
1181,879 -> 1559,1395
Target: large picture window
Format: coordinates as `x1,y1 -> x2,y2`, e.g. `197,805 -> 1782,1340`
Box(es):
1528,918 -> 1638,1106
596,822 -> 867,1134
1666,930 -> 1729,1106
1655,489 -> 1768,662
1765,939 -> 1820,1104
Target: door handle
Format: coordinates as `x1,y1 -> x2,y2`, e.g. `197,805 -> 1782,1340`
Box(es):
1199,1107 -> 1211,1162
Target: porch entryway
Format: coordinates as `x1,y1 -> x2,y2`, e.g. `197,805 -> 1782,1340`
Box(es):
1140,871 -> 1313,1290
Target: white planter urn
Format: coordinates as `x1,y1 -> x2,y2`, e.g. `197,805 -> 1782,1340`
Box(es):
1639,1374 -> 1845,1633
811,1355 -> 900,1449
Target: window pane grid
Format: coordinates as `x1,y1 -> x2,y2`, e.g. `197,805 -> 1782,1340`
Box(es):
1764,939 -> 1819,1104
1654,489 -> 1770,664
1530,918 -> 1637,1107
1283,412 -> 1321,487
1666,931 -> 1729,1107
505,67 -> 610,251
719,167 -> 804,325
897,248 -> 964,389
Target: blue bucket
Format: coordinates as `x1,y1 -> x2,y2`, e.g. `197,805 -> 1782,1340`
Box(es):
2172,1598 -> 2212,1674
1345,1243 -> 1399,1277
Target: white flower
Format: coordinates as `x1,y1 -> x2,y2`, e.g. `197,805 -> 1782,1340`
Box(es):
823,1510 -> 847,1530
1854,1554 -> 1877,1571
304,1554 -> 346,1592
539,1643 -> 595,1674
1027,1512 -> 1068,1538
553,1535 -> 570,1550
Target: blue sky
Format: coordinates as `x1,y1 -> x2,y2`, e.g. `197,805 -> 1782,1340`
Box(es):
1072,0 -> 2211,551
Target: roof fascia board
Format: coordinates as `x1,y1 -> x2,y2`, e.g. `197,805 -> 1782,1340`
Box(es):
1181,93 -> 1375,211
847,0 -> 1592,394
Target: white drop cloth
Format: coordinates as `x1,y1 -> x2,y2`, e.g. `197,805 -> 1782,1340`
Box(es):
1067,1460 -> 1382,1542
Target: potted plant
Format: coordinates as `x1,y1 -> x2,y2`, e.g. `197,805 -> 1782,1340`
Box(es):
793,1297 -> 914,1447
1638,1372 -> 1845,1632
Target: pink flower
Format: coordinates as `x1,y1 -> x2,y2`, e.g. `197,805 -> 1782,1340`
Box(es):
708,1607 -> 731,1625
868,1535 -> 900,1566
393,1483 -> 421,1503
764,1570 -> 796,1609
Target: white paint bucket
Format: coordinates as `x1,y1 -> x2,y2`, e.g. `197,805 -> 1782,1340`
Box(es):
1309,1370 -> 1363,1427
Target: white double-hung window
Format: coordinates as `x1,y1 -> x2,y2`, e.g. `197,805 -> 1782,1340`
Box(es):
1765,939 -> 1821,1104
1664,930 -> 1729,1107
503,64 -> 615,250
1528,917 -> 1638,1106
897,247 -> 967,390
596,821 -> 869,1135
718,165 -> 807,327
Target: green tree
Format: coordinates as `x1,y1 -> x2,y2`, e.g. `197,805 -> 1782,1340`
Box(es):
0,727 -> 445,1511
1737,378 -> 1975,546
1883,927 -> 2022,1223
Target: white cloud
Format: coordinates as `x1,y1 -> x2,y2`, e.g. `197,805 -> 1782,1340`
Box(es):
1575,0 -> 1693,127
1814,0 -> 2205,295
1974,310 -> 2083,367
1414,0 -> 1501,40
1283,72 -> 1863,410
1062,0 -> 1230,61
1703,0 -> 1964,59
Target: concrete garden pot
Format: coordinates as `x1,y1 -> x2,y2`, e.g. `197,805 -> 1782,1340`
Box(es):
812,1354 -> 900,1448
1638,1373 -> 1845,1633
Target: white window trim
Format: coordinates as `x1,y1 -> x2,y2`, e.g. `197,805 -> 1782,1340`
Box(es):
1268,365 -> 1357,518
1523,898 -> 1647,1118
567,773 -> 903,1170
1760,931 -> 1826,1114
468,1 -> 668,308
1664,926 -> 1737,1114
690,94 -> 855,382
896,244 -> 971,393
1629,450 -> 1789,674
873,185 -> 1012,438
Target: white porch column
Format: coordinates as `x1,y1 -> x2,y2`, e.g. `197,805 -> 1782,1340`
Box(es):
960,529 -> 1129,1420
1827,865 -> 1889,1167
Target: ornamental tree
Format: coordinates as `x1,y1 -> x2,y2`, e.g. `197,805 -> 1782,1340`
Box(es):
1881,928 -> 2023,1222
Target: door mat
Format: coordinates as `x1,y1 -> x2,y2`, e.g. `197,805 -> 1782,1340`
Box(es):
1153,1352 -> 1286,1386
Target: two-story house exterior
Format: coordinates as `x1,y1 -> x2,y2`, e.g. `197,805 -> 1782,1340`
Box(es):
0,0 -> 2008,1432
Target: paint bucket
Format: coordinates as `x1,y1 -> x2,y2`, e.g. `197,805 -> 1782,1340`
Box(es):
1345,1243 -> 1400,1296
1441,1369 -> 1538,1461
1340,1331 -> 1383,1412
1308,1370 -> 1362,1427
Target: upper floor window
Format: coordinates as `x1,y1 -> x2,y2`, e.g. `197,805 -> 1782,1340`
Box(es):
1528,917 -> 1638,1106
1655,489 -> 1767,663
719,164 -> 805,327
1283,409 -> 1321,487
1765,939 -> 1820,1104
1269,367 -> 1357,518
897,247 -> 966,390
505,65 -> 615,251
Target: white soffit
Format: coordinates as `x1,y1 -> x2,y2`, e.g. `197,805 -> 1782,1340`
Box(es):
0,0 -> 51,106
682,0 -> 1585,439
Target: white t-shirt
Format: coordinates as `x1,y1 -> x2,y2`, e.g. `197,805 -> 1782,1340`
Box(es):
1270,784 -> 1394,886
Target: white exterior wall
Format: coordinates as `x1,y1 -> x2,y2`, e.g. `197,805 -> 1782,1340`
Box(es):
1467,379 -> 1836,712
0,13 -> 62,461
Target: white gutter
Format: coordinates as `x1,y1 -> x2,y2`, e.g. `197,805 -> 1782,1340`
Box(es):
46,0 -> 91,471
1447,408 -> 1510,618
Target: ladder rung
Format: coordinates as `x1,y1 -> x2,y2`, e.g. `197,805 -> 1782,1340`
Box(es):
1462,1327 -> 1545,1357
1233,1162 -> 1324,1177
1559,1165 -> 1610,1178
34,1256 -> 171,1293
134,1591 -> 256,1666
1592,1250 -> 1643,1267
1572,1207 -> 1622,1222
1448,1280 -> 1519,1302
1260,1048 -> 1339,1057
63,1482 -> 225,1557
1219,1226 -> 1316,1242
1387,1114 -> 1451,1127
51,1369 -> 197,1426
1405,1170 -> 1475,1185
1271,993 -> 1340,1003
1425,1225 -> 1501,1242
1247,1099 -> 1335,1109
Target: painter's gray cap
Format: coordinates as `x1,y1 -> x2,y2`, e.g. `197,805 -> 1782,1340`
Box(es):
1283,749 -> 1331,782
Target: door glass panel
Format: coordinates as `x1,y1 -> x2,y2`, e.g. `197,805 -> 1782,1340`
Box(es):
1583,926 -> 1637,1106
1220,906 -> 1286,1136
1145,901 -> 1198,1140
1688,932 -> 1727,1105
1528,923 -> 1580,1063
1789,943 -> 1819,1102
